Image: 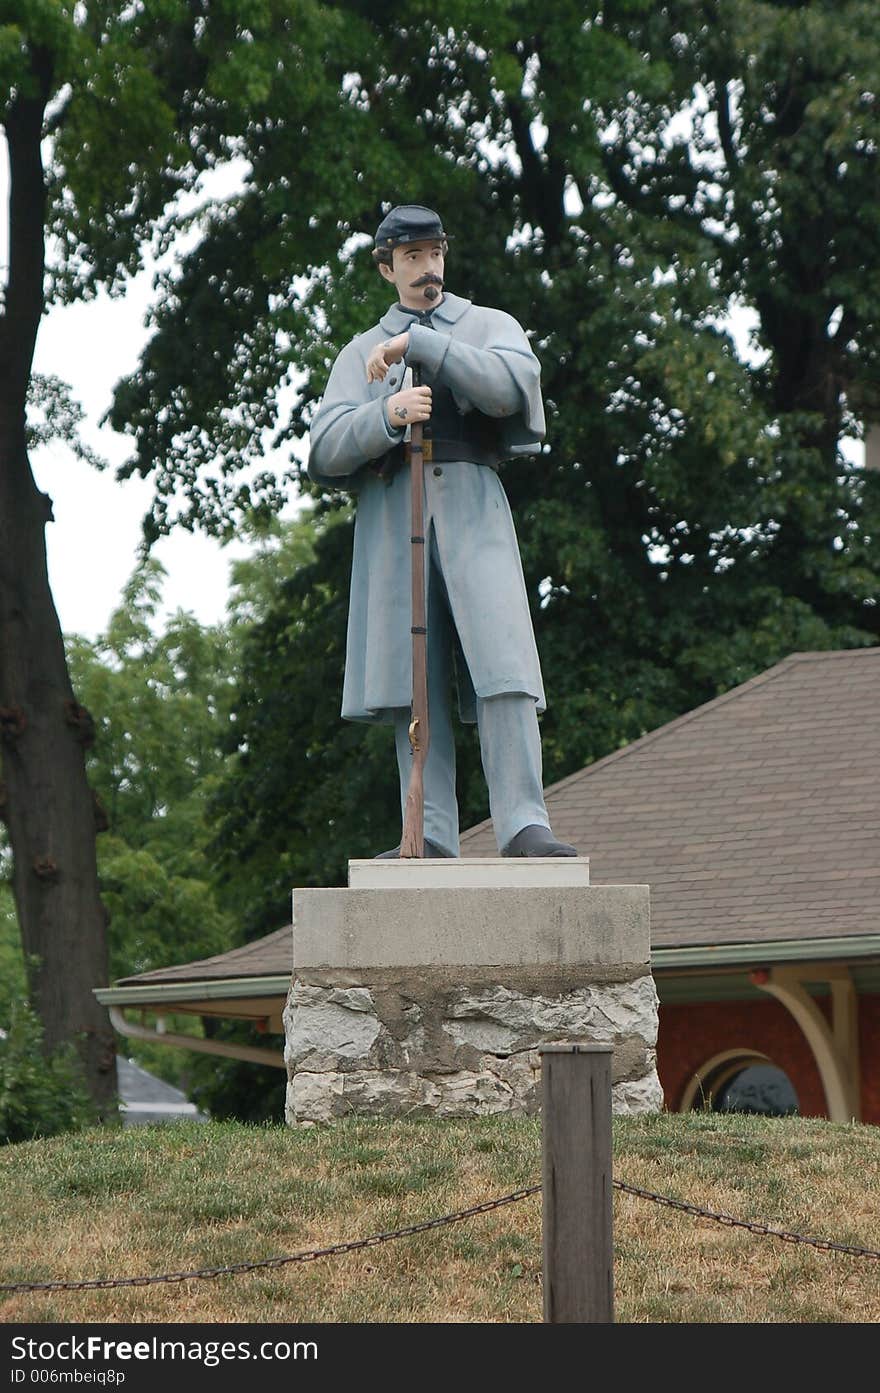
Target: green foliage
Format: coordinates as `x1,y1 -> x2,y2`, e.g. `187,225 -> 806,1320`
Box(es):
0,4 -> 82,102
0,881 -> 26,1006
56,527 -> 329,1108
0,1000 -> 99,1146
66,558 -> 239,980
20,1 -> 879,632
186,1026 -> 285,1124
25,374 -> 107,470
209,509 -> 409,915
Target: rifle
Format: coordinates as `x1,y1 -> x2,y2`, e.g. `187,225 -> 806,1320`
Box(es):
399,362 -> 430,858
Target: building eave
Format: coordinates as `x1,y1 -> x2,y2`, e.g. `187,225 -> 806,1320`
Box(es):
652,934 -> 880,972
94,975 -> 291,1011
653,935 -> 880,1005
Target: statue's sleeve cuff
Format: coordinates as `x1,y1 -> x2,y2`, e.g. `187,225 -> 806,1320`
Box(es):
354,398 -> 402,457
407,322 -> 449,374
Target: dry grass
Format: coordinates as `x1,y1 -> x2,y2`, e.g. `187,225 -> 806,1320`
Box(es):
1,1112 -> 879,1323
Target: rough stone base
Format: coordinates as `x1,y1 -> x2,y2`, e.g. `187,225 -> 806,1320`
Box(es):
284,867 -> 662,1124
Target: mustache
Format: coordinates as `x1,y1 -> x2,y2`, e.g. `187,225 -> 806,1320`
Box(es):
412,272 -> 443,302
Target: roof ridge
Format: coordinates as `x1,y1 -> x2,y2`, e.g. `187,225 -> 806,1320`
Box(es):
784,646 -> 880,664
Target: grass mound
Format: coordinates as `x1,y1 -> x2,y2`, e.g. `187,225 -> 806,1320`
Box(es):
2,1112 -> 878,1323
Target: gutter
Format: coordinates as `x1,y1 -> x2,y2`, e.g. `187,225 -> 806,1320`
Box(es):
94,975 -> 291,1009
651,934 -> 880,972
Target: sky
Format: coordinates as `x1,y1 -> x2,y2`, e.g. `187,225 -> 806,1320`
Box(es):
30,280 -> 273,641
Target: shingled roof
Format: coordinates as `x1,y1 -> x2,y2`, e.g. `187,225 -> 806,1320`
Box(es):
102,648 -> 880,1015
114,925 -> 293,988
461,648 -> 880,949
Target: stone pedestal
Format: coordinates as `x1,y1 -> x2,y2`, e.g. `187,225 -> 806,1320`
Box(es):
284,858 -> 662,1124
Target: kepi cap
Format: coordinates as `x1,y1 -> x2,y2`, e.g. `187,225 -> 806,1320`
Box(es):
373,204 -> 448,253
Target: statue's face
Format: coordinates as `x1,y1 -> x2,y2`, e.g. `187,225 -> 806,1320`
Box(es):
379,239 -> 446,309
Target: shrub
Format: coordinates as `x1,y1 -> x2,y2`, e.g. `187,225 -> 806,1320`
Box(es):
0,1001 -> 99,1145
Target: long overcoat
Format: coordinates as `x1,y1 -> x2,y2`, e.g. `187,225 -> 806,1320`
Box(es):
307,292 -> 547,724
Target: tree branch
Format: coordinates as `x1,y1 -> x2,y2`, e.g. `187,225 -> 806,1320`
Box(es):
507,95 -> 547,226
600,144 -> 720,243
715,77 -> 739,176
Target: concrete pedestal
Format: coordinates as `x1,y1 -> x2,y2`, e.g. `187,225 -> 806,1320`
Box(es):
284,858 -> 662,1124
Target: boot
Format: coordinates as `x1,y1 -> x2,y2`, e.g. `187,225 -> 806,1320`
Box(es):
501,824 -> 578,857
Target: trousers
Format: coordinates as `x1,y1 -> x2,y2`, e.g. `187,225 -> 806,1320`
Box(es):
392,526 -> 550,855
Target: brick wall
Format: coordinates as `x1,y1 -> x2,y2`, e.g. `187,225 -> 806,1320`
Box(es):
657,993 -> 880,1123
859,994 -> 880,1124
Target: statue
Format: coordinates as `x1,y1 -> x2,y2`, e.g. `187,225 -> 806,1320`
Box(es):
308,204 -> 576,859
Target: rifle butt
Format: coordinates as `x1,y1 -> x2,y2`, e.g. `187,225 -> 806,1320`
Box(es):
400,760 -> 425,858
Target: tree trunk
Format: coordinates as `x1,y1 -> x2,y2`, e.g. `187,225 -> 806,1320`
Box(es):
0,65 -> 117,1115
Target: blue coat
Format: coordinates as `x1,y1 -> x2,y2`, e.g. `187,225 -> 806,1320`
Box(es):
308,292 -> 547,724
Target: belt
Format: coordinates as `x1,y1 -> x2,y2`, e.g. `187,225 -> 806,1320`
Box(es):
404,438 -> 501,469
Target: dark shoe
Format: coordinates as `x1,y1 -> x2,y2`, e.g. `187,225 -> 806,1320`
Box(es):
374,838 -> 454,859
501,824 -> 578,857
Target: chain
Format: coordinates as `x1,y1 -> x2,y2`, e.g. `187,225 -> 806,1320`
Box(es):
0,1184 -> 542,1294
613,1181 -> 880,1260
4,1175 -> 879,1296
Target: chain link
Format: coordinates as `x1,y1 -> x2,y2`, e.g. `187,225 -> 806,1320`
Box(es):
3,1175 -> 879,1296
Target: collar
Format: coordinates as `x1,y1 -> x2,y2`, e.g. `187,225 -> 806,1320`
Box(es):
379,291 -> 471,335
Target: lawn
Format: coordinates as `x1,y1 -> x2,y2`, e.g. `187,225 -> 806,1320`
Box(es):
1,1111 -> 879,1323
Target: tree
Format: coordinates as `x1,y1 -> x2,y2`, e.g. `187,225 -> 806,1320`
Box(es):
0,1 -> 349,1109
209,508 -> 411,925
1,870 -> 97,1143
71,526 -> 325,962
66,558 -> 238,979
593,0 -> 880,645
76,523 -> 331,1118
0,0 -> 116,1094
193,2 -> 880,906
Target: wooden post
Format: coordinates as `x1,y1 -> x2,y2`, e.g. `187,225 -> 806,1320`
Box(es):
540,1043 -> 614,1323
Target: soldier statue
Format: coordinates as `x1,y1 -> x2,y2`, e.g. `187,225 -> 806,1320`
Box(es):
308,204 -> 576,859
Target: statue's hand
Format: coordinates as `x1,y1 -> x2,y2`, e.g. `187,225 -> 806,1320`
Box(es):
385,386 -> 432,429
367,332 -> 410,382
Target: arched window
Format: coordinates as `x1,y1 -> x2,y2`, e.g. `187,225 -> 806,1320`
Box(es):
679,1049 -> 800,1117
715,1063 -> 799,1117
